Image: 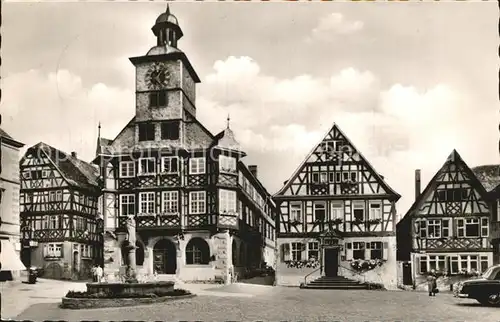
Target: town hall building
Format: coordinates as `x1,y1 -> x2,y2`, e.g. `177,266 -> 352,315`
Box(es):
94,6 -> 276,283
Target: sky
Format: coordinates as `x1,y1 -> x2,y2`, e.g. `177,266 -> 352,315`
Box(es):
1,2 -> 498,220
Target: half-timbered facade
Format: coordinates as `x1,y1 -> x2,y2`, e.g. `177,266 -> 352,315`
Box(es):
19,143 -> 103,280
274,124 -> 401,288
471,165 -> 500,266
396,150 -> 494,291
95,7 -> 276,283
0,119 -> 26,281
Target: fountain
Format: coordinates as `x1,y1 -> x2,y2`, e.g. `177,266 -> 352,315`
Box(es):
61,215 -> 195,309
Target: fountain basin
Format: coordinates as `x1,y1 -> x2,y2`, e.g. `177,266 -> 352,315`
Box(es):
86,281 -> 174,297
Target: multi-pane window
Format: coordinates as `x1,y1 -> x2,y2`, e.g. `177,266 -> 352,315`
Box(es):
330,201 -> 343,220
314,202 -> 326,222
436,188 -> 468,202
290,203 -> 302,221
308,242 -> 319,259
312,173 -> 319,184
368,242 -> 383,259
219,189 -> 237,213
320,172 -> 328,184
419,255 -> 446,274
427,220 -> 442,238
189,158 -> 206,175
139,192 -> 155,214
45,243 -> 62,257
353,202 -> 365,222
189,191 -> 206,214
138,123 -> 155,141
138,158 -> 156,175
449,255 -> 490,274
442,219 -> 450,237
219,155 -> 237,173
161,157 -> 179,174
120,194 -> 135,216
328,172 -> 335,183
481,218 -> 489,237
161,191 -> 178,213
81,245 -> 92,258
49,191 -> 56,202
120,161 -> 135,178
160,121 -> 180,140
49,215 -> 59,229
149,90 -> 168,107
342,171 -> 358,182
369,203 -> 381,220
291,242 -> 303,261
353,242 -> 365,259
456,218 -> 484,237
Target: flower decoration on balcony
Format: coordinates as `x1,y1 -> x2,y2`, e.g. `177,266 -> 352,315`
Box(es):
220,167 -> 237,174
285,257 -> 320,269
327,218 -> 343,226
457,268 -> 481,277
289,220 -> 302,227
424,270 -> 447,277
349,259 -> 385,272
367,218 -> 382,225
351,218 -> 364,226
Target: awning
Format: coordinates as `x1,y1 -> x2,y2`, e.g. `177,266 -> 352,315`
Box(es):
0,239 -> 27,271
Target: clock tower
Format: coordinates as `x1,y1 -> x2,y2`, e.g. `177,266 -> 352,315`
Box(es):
129,5 -> 200,145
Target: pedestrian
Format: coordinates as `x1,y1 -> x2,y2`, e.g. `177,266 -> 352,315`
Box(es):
91,264 -> 97,282
96,265 -> 103,283
427,269 -> 438,296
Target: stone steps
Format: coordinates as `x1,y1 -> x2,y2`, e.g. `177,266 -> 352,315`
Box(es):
301,276 -> 370,290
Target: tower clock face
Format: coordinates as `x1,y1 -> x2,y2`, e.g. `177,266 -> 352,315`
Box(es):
145,63 -> 170,89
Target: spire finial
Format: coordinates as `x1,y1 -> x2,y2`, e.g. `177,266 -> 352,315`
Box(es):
226,114 -> 231,129
166,4 -> 170,15
98,122 -> 101,140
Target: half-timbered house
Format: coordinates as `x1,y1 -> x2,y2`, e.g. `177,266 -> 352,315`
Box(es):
471,165 -> 500,266
94,6 -> 276,283
19,143 -> 103,280
0,117 -> 26,281
274,124 -> 401,288
396,150 -> 494,291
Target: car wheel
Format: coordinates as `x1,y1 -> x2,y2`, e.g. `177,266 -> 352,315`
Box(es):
486,293 -> 500,306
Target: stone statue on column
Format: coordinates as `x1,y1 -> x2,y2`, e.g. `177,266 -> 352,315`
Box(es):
124,214 -> 138,283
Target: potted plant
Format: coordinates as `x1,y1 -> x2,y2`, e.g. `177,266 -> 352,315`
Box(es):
367,218 -> 382,225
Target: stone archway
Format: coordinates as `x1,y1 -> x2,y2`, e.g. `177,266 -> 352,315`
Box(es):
153,239 -> 177,274
185,238 -> 210,265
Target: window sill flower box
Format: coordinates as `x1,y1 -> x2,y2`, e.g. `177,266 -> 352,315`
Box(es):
367,218 -> 382,225
289,220 -> 302,227
158,212 -> 179,217
349,259 -> 385,271
285,258 -> 320,269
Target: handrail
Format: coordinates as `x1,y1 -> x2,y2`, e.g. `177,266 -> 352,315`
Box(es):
304,267 -> 321,285
339,264 -> 366,284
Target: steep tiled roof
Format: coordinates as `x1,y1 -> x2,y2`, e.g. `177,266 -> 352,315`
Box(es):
29,142 -> 100,191
213,127 -> 246,156
96,137 -> 113,155
471,164 -> 500,192
0,128 -> 13,140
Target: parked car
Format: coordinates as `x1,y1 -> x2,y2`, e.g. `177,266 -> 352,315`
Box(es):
454,264 -> 500,306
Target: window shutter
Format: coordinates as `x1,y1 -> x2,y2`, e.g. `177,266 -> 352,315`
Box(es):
365,242 -> 371,259
60,244 -> 64,258
345,242 -> 353,260
43,244 -> 47,257
281,243 -> 291,262
415,257 -> 421,275
382,242 -> 389,260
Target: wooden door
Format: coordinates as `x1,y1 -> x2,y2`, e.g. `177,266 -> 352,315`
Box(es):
324,248 -> 339,277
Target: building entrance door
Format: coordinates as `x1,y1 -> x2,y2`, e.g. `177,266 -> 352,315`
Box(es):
153,239 -> 177,274
324,248 -> 339,277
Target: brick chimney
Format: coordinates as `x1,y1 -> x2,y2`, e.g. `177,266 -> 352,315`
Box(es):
71,151 -> 77,158
248,165 -> 258,178
415,169 -> 421,200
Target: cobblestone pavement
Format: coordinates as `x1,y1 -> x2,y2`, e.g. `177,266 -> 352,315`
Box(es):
13,284 -> 500,322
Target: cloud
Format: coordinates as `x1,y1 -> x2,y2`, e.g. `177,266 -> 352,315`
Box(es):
309,13 -> 364,42
195,55 -> 496,217
1,69 -> 134,161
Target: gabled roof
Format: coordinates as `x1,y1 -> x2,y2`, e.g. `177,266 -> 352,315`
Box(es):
398,149 -> 488,225
471,164 -> 500,192
274,123 -> 400,200
26,142 -> 100,191
0,127 -> 24,148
